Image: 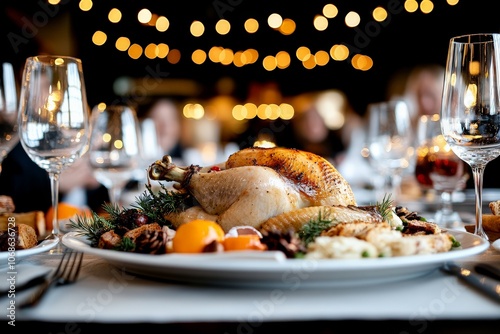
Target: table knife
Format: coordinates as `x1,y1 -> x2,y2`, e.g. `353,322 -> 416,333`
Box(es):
474,263 -> 500,281
442,262 -> 500,303
1,272 -> 47,295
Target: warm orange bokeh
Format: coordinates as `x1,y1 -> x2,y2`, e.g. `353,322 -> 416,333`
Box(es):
45,203 -> 91,230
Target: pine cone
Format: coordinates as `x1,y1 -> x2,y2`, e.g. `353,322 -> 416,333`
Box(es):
260,229 -> 307,258
134,230 -> 169,254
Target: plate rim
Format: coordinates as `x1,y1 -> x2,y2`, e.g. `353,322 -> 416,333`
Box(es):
62,230 -> 489,270
0,236 -> 59,261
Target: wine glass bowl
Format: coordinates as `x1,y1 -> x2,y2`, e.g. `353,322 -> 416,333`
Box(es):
18,55 -> 90,250
429,144 -> 468,194
441,33 -> 500,239
415,115 -> 469,227
0,62 -> 19,169
415,115 -> 442,192
366,99 -> 413,203
88,104 -> 142,207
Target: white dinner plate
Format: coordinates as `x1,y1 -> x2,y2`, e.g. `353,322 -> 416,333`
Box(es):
0,236 -> 59,262
62,230 -> 489,288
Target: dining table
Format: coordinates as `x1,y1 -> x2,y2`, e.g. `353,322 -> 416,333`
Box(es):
2,189 -> 500,333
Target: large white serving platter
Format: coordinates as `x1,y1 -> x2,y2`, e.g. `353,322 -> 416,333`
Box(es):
62,230 -> 489,288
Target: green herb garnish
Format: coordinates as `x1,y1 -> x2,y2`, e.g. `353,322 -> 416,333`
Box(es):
69,182 -> 190,244
115,237 -> 135,252
376,193 -> 394,221
297,210 -> 334,246
69,211 -> 114,247
131,183 -> 190,226
450,235 -> 461,248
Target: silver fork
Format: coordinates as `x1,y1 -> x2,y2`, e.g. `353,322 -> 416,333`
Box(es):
20,248 -> 83,308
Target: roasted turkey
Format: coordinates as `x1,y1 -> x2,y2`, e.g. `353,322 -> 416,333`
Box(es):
148,147 -> 367,232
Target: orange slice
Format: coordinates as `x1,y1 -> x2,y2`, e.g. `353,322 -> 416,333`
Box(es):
223,235 -> 266,251
172,219 -> 225,253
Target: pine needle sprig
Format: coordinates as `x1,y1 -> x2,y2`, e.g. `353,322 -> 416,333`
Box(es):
69,211 -> 114,247
132,183 -> 190,226
298,211 -> 334,246
102,202 -> 123,224
114,237 -> 135,252
376,193 -> 394,222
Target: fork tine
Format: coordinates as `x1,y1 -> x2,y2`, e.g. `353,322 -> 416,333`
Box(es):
20,248 -> 84,308
58,249 -> 74,281
51,248 -> 70,278
62,251 -> 83,284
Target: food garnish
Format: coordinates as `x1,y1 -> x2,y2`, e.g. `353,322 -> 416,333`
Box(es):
70,183 -> 189,247
172,219 -> 225,253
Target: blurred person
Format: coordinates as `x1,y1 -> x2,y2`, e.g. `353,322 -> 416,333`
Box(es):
283,90 -> 362,166
399,64 -> 448,199
403,64 -> 445,126
0,141 -> 107,213
138,97 -> 184,162
121,97 -> 185,202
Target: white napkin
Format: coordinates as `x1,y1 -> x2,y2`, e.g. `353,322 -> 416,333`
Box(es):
0,262 -> 52,294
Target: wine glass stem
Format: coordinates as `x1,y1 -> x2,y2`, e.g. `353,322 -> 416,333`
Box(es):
109,186 -> 122,207
471,166 -> 488,240
49,172 -> 61,237
440,191 -> 453,217
383,171 -> 401,200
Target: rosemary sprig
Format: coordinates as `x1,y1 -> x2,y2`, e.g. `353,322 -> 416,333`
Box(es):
102,202 -> 123,223
69,211 -> 114,247
297,194 -> 395,246
114,237 -> 135,252
297,210 -> 334,246
131,183 -> 190,226
69,182 -> 191,244
376,193 -> 394,222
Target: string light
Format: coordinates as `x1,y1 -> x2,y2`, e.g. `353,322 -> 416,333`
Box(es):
76,1 -> 453,126
83,1 -> 457,73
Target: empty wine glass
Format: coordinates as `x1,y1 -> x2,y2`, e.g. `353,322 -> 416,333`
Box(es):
366,99 -> 413,203
137,117 -> 162,181
18,55 -> 90,251
441,33 -> 500,240
88,104 -> 142,207
0,62 -> 19,171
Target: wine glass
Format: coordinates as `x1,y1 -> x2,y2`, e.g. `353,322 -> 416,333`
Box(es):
18,55 -> 90,251
137,117 -> 162,180
0,62 -> 19,170
441,33 -> 500,240
88,104 -> 142,207
415,114 -> 468,228
366,99 -> 413,203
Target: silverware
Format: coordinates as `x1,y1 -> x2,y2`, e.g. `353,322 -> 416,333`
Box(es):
442,262 -> 500,303
474,263 -> 500,281
19,248 -> 83,308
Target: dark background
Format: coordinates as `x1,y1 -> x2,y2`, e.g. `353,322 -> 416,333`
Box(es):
2,0 -> 500,190
2,0 -> 499,113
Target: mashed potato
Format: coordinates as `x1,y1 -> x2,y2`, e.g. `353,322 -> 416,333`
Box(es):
305,236 -> 379,259
304,229 -> 453,259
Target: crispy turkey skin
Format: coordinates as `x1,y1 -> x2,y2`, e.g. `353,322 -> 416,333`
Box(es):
148,147 -> 358,232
